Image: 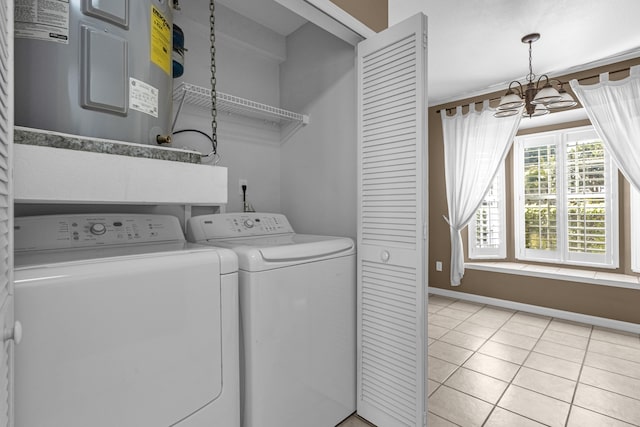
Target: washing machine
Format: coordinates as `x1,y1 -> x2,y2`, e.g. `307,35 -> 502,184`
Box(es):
14,214 -> 240,427
187,213 -> 356,427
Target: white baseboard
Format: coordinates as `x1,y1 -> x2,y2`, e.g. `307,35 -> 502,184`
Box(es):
428,287 -> 640,335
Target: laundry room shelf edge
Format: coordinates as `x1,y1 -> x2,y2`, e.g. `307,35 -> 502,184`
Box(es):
173,83 -> 310,143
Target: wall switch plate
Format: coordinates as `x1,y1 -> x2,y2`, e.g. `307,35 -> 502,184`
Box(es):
436,261 -> 443,271
239,179 -> 247,195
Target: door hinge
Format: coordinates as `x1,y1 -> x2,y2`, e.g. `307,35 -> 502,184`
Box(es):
423,411 -> 428,426
422,32 -> 428,48
422,223 -> 427,240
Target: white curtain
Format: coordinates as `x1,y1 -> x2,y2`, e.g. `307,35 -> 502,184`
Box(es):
570,65 -> 640,193
441,100 -> 522,286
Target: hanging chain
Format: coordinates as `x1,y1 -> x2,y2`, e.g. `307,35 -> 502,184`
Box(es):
209,0 -> 218,156
526,40 -> 535,83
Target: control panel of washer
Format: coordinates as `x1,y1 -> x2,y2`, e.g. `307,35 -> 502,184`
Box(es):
187,213 -> 294,240
14,214 -> 185,251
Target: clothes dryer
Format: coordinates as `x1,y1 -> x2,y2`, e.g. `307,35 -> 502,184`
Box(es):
187,213 -> 356,427
14,214 -> 240,427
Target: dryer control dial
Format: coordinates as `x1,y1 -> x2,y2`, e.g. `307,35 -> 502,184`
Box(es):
90,223 -> 107,235
243,219 -> 255,228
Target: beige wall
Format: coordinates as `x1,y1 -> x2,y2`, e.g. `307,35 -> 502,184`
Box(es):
330,0 -> 388,32
429,58 -> 640,324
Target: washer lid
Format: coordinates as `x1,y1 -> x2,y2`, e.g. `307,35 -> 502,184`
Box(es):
207,234 -> 355,271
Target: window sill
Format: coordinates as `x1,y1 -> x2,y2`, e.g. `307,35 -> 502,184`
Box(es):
465,262 -> 640,290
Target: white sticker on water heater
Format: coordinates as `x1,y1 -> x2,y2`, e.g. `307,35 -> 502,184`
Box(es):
129,77 -> 159,118
14,0 -> 70,44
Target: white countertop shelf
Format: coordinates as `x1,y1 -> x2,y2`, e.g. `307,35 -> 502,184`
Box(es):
173,83 -> 309,141
14,143 -> 228,205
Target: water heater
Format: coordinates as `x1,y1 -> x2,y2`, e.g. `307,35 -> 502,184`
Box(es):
14,0 -> 174,146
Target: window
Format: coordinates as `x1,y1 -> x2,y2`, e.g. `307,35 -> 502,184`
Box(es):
514,126 -> 618,268
468,164 -> 506,259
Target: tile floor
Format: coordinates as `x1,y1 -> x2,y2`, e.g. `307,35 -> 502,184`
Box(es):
338,294 -> 640,427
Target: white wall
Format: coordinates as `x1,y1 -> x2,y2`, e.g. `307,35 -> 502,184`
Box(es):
279,23 -> 357,240
388,0 -> 423,27
173,4 -> 357,226
172,3 -> 284,213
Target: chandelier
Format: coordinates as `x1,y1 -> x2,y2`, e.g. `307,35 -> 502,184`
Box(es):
495,33 -> 577,118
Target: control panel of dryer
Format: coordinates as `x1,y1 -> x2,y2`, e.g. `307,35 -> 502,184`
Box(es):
187,213 -> 294,241
15,214 -> 185,251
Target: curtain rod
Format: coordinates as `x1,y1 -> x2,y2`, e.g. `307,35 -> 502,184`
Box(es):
435,66 -> 633,114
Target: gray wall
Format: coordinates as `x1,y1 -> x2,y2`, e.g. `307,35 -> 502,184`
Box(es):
173,3 -> 283,214
279,23 -> 357,240
174,5 -> 358,238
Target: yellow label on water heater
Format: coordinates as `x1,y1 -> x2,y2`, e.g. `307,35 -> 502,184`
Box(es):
150,5 -> 171,75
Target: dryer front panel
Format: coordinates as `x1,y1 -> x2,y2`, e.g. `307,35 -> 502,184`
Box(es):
15,251 -> 223,427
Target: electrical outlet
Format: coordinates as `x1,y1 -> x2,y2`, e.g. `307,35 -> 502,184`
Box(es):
436,261 -> 443,271
239,179 -> 247,195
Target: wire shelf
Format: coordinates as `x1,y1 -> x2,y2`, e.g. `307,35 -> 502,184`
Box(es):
173,82 -> 310,127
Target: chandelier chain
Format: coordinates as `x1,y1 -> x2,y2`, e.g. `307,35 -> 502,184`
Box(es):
526,40 -> 535,83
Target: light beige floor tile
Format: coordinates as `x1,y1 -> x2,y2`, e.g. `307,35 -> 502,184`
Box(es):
428,323 -> 449,339
591,327 -> 640,349
439,330 -> 486,351
491,330 -> 538,350
429,341 -> 473,365
584,351 -> 640,380
437,307 -> 473,321
541,329 -> 589,349
455,321 -> 497,339
512,366 -> 576,402
589,339 -> 640,363
430,313 -> 464,329
428,337 -> 435,345
467,312 -> 510,329
510,312 -> 551,328
428,304 -> 444,314
484,407 -> 547,427
427,379 -> 440,396
524,352 -> 582,381
580,365 -> 640,400
480,306 -> 516,316
337,415 -> 374,427
428,355 -> 458,383
533,339 -> 586,364
429,385 -> 493,427
567,406 -> 635,427
500,320 -> 544,339
429,295 -> 456,307
478,340 -> 529,364
547,318 -> 592,337
498,385 -> 570,427
474,307 -> 514,320
427,412 -> 459,427
448,300 -> 484,313
444,367 -> 508,404
463,352 -> 519,382
574,383 -> 640,425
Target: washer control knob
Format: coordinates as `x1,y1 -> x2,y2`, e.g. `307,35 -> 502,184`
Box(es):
244,219 -> 254,228
90,223 -> 107,235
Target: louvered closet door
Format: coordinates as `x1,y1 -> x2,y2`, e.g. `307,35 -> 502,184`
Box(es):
356,13 -> 428,427
0,1 -> 14,427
